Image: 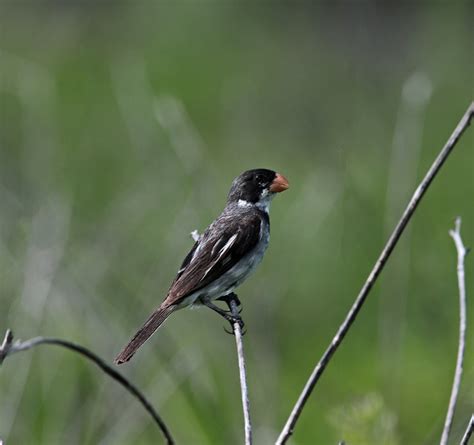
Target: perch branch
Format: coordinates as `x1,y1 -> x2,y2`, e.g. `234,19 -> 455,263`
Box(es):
0,329 -> 175,445
228,295 -> 252,445
440,218 -> 469,445
460,415 -> 474,445
276,102 -> 474,445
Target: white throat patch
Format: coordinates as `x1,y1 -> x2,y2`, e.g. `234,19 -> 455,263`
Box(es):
237,190 -> 273,213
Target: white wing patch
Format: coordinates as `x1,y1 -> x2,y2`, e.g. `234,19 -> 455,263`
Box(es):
190,240 -> 203,263
202,233 -> 238,280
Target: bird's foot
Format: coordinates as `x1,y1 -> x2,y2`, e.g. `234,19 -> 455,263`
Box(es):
208,293 -> 246,335
223,314 -> 246,335
226,313 -> 245,329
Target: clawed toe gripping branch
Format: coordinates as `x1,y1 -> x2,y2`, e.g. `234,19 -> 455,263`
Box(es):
221,294 -> 246,333
204,295 -> 245,332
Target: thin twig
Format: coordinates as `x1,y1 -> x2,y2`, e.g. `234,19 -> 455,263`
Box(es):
440,218 -> 469,445
229,297 -> 252,445
276,102 -> 474,445
0,329 -> 175,445
460,415 -> 474,445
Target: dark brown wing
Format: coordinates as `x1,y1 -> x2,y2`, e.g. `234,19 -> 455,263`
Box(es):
164,212 -> 262,306
172,241 -> 199,284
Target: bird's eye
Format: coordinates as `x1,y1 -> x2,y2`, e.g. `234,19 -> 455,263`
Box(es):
255,174 -> 263,183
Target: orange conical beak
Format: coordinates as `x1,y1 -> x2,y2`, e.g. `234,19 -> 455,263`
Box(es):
269,173 -> 289,193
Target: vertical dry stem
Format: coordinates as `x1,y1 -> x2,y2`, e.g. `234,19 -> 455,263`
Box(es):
276,102 -> 474,445
440,218 -> 469,445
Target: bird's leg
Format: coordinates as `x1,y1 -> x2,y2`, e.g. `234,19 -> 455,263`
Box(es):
202,300 -> 231,318
203,295 -> 245,332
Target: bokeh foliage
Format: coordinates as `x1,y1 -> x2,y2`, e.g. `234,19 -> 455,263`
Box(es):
0,1 -> 473,444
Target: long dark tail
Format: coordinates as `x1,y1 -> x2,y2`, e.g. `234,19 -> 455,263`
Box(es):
114,304 -> 176,365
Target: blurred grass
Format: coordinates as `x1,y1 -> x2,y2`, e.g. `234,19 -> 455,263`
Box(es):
0,1 -> 473,444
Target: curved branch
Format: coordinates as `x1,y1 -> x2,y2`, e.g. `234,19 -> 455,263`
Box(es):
0,329 -> 175,445
440,218 -> 469,445
276,101 -> 474,445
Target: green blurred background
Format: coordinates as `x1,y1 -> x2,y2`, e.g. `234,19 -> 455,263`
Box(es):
1,1 -> 473,444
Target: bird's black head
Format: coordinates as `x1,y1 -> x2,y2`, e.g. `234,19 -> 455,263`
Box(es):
227,168 -> 289,206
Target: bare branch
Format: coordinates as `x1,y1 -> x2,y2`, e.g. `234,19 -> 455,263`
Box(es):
229,297 -> 252,445
440,218 -> 469,445
460,415 -> 474,445
276,102 -> 474,445
0,329 -> 175,445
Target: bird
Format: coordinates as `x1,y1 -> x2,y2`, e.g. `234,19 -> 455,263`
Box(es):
114,168 -> 289,364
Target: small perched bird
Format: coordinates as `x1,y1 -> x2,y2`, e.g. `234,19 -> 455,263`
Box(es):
115,168 -> 289,364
